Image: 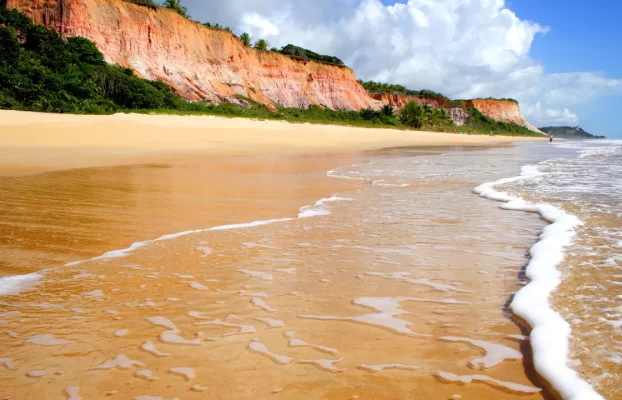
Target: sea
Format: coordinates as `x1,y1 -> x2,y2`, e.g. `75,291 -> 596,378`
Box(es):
0,139 -> 619,399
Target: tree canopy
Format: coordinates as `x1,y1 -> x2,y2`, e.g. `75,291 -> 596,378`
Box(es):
278,44 -> 344,66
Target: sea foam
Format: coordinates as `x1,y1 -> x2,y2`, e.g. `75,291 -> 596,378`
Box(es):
62,194 -> 351,268
0,273 -> 43,296
474,165 -> 604,400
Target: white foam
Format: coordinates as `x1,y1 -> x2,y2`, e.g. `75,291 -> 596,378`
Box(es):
136,369 -> 160,381
301,296 -> 462,335
196,246 -> 212,257
365,272 -> 471,293
191,384 -> 208,392
437,371 -> 541,394
82,290 -> 103,298
276,267 -> 297,275
286,332 -> 339,355
0,273 -> 42,296
26,369 -> 46,378
26,334 -> 72,346
147,317 -> 177,331
170,367 -> 195,380
0,358 -> 16,370
64,386 -> 83,400
141,341 -> 171,357
359,364 -> 420,373
248,340 -> 294,365
255,318 -> 285,328
91,354 -> 144,370
189,282 -> 208,290
65,218 -> 293,266
160,330 -> 202,346
239,270 -> 273,281
251,297 -> 276,312
474,165 -> 605,400
297,358 -> 345,372
114,329 -> 129,337
194,318 -> 257,337
298,196 -> 353,218
441,336 -> 522,368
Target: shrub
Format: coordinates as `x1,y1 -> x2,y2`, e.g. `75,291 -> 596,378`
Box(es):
163,0 -> 188,18
381,104 -> 394,117
254,39 -> 269,51
125,0 -> 157,9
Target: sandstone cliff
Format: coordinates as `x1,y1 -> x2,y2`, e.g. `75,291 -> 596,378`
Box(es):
7,0 -> 380,110
6,0 -> 540,133
370,94 -> 469,126
458,99 -> 542,133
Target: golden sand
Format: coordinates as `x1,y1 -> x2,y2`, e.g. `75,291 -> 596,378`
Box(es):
0,110 -> 540,175
0,111 -> 550,399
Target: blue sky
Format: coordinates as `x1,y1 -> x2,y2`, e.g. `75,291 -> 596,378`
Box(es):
188,0 -> 622,137
380,0 -> 622,137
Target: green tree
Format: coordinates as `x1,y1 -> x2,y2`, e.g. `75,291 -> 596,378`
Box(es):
254,38 -> 269,51
381,104 -> 394,117
0,27 -> 20,67
240,32 -> 252,47
399,101 -> 425,128
163,0 -> 188,18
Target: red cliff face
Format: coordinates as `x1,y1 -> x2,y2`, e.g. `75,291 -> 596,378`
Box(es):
6,0 -> 540,133
459,99 -> 542,133
7,0 -> 381,110
370,94 -> 469,126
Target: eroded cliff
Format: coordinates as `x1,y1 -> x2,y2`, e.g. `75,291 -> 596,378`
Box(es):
370,94 -> 469,126
7,0 -> 380,110
6,0 -> 540,133
459,99 -> 542,133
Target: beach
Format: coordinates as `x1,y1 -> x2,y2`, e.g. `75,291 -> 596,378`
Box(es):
2,111 -> 614,400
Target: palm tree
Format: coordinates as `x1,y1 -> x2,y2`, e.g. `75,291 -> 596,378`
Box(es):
163,0 -> 188,18
254,39 -> 269,51
381,104 -> 394,117
240,33 -> 252,47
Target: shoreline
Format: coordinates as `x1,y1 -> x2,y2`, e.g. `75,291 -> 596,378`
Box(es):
0,110 -> 542,176
0,111 -> 557,400
475,166 -> 604,400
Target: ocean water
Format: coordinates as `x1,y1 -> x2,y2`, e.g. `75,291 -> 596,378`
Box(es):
494,140 -> 622,398
0,141 -> 619,399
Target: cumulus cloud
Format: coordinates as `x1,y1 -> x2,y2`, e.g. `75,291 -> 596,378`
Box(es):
182,0 -> 622,127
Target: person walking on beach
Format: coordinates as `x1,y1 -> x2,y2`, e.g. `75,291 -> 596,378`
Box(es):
549,134 -> 554,143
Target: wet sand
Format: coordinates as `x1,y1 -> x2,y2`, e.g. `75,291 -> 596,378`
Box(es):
0,112 -> 550,399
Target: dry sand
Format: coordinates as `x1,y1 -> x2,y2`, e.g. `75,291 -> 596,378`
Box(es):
0,110 -> 540,175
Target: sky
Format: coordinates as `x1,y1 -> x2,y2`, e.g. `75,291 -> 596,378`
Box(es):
179,0 -> 621,137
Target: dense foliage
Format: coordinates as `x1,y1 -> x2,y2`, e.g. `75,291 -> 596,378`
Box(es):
358,80 -> 465,109
163,0 -> 188,18
399,102 -> 452,129
0,8 -> 185,113
279,44 -> 345,66
461,107 -> 535,136
539,126 -> 605,139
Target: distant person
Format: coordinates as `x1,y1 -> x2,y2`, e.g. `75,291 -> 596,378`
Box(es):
549,134 -> 554,143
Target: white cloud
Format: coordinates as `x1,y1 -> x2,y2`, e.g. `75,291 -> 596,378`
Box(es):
183,0 -> 622,127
